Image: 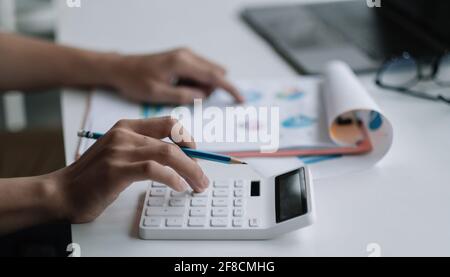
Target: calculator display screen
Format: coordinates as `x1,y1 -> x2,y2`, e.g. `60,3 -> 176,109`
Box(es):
275,168 -> 308,223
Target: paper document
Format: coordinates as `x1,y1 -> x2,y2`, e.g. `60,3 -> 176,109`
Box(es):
78,61 -> 393,179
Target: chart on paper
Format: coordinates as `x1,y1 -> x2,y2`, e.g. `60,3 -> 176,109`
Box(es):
79,78 -> 337,155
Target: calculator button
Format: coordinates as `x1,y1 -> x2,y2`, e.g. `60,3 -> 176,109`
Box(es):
190,208 -> 207,217
146,207 -> 184,217
211,218 -> 228,227
233,198 -> 244,207
234,180 -> 245,188
150,188 -> 167,197
233,208 -> 244,217
166,218 -> 183,227
213,189 -> 229,197
170,191 -> 188,197
212,198 -> 228,207
144,217 -> 162,227
234,189 -> 244,197
169,198 -> 187,207
249,218 -> 259,227
191,198 -> 207,207
192,191 -> 209,198
214,180 -> 232,188
148,197 -> 165,207
232,218 -> 244,227
212,208 -> 229,217
188,218 -> 206,227
151,182 -> 166,188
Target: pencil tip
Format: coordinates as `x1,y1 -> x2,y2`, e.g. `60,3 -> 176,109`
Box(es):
230,157 -> 247,165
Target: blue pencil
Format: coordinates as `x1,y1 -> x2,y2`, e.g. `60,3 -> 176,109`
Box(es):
77,130 -> 246,165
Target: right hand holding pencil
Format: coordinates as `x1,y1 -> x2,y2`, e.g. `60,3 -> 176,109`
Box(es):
50,117 -> 209,223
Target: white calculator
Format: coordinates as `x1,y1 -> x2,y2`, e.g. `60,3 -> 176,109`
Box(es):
139,166 -> 315,240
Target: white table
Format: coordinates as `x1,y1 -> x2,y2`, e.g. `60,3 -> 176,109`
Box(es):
58,0 -> 450,256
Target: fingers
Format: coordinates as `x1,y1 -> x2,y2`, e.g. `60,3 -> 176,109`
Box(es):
101,121 -> 208,192
123,161 -> 189,192
150,81 -> 207,105
176,79 -> 215,97
114,117 -> 196,149
179,63 -> 243,103
104,127 -> 150,147
189,51 -> 227,75
170,49 -> 244,103
127,140 -> 209,192
213,76 -> 244,103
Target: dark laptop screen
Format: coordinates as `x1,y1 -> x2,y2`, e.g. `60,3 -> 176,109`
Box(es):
387,0 -> 450,46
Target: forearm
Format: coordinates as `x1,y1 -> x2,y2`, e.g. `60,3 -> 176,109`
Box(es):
0,174 -> 64,236
0,32 -> 121,92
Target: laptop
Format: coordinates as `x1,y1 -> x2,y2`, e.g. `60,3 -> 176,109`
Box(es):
242,0 -> 450,74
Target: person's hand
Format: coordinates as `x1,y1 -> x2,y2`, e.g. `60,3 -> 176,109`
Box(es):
49,117 -> 209,223
109,48 -> 243,104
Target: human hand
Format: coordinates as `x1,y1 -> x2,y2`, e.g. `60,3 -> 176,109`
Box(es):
108,48 -> 243,104
51,117 -> 208,223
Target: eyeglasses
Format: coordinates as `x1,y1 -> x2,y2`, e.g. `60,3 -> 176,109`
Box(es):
375,52 -> 450,104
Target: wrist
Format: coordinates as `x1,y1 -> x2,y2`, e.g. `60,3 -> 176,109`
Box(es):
90,51 -> 125,89
37,171 -> 68,221
0,172 -> 72,235
99,53 -> 140,91
63,49 -> 124,90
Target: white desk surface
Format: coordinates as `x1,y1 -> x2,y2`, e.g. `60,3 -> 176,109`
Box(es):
58,0 -> 450,256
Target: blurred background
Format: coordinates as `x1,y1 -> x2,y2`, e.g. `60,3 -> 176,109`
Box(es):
0,0 -> 68,257
0,0 -> 65,178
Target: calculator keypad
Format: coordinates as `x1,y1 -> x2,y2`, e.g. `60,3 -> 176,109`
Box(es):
142,179 -> 257,229
191,198 -> 207,207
